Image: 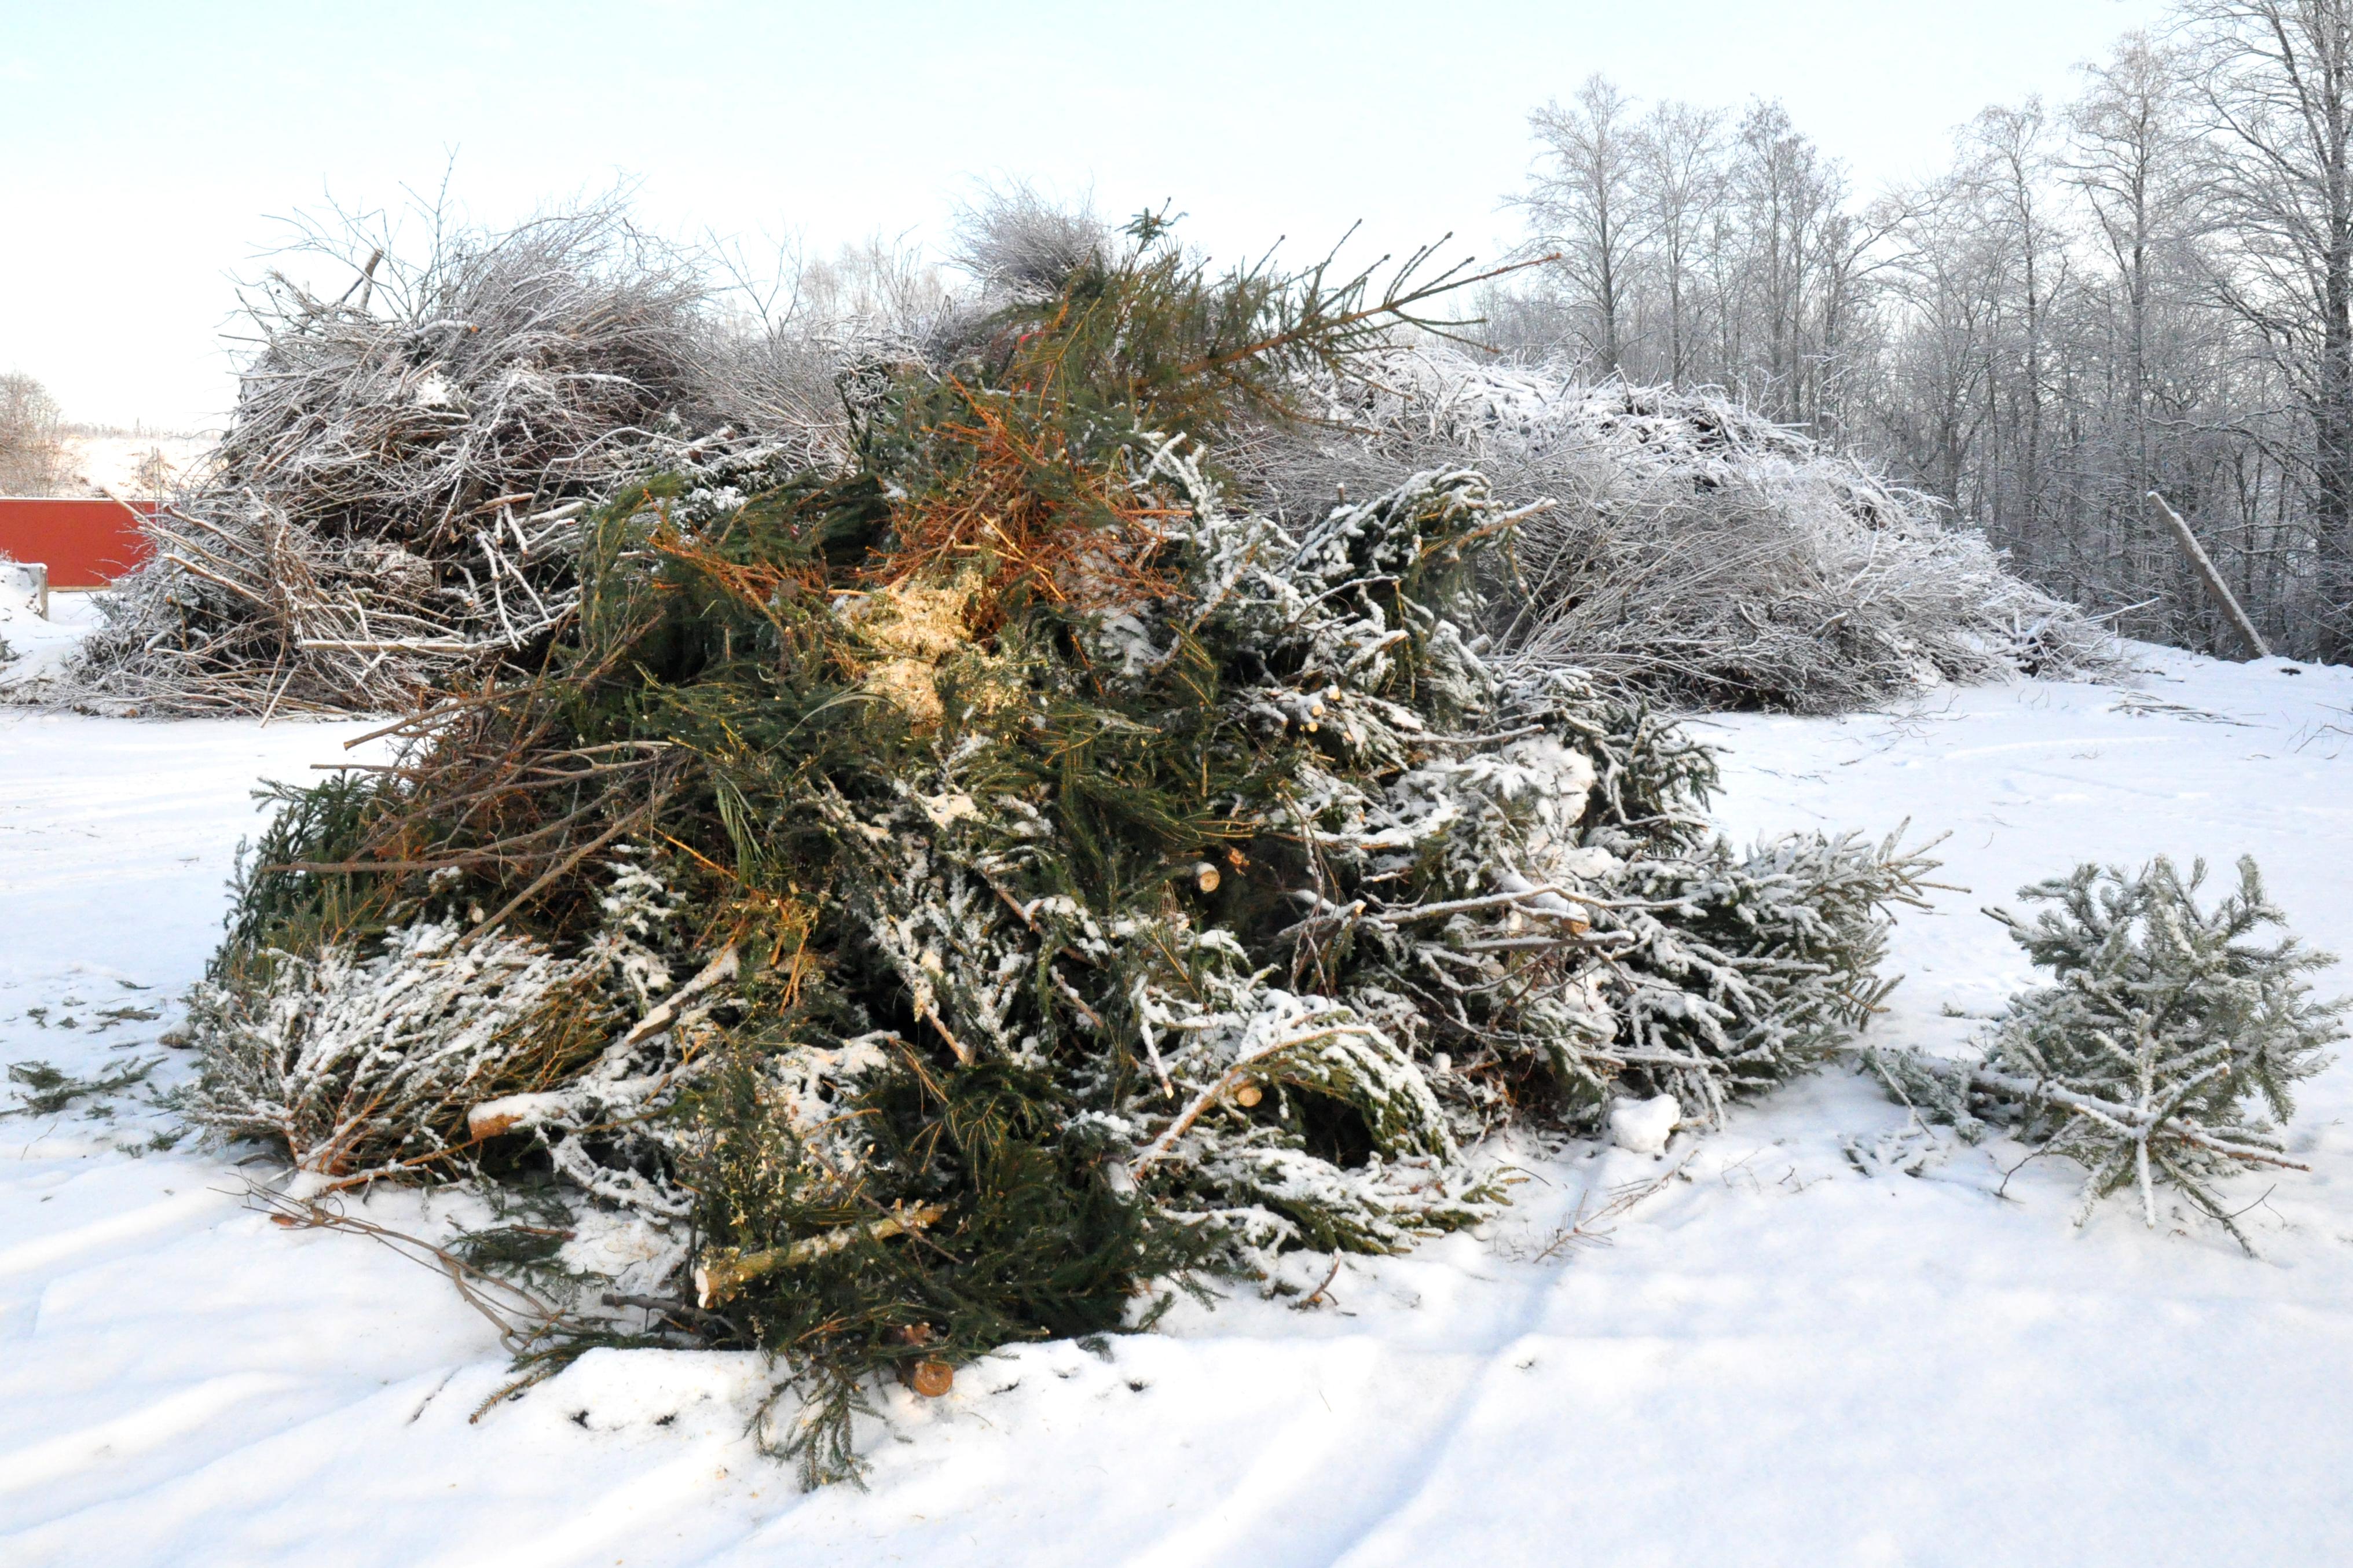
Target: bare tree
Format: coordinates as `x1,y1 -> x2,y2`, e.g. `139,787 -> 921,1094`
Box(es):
2190,0 -> 2353,655
2070,34 -> 2198,508
0,373 -> 69,497
1879,176 -> 2002,509
1728,102 -> 1870,424
1970,101 -> 2072,554
2064,34 -> 2229,626
1515,76 -> 1650,376
1633,100 -> 1726,383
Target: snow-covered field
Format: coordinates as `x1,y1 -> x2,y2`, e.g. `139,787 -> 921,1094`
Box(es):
4,639 -> 2351,1567
60,430 -> 209,501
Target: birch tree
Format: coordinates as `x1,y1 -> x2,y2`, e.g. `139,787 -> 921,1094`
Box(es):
2191,0 -> 2353,655
1633,100 -> 1725,384
1516,75 -> 1649,376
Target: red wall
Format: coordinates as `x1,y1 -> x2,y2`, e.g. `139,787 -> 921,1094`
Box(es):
0,498 -> 155,589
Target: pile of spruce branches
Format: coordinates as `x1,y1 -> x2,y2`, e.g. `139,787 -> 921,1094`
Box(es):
189,218 -> 1933,1482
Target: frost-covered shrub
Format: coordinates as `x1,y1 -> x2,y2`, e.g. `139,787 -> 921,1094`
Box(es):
1240,348 -> 2118,713
1881,856 -> 2344,1251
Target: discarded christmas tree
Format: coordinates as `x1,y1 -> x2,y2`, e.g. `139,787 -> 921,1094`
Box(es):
189,216 -> 1933,1482
1879,855 -> 2344,1252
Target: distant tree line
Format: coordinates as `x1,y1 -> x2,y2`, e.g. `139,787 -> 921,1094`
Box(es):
1496,1 -> 2353,661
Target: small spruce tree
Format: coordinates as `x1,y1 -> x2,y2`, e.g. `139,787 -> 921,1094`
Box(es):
1885,855 -> 2344,1252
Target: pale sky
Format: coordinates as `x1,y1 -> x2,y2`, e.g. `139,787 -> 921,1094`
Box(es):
1,0 -> 2171,431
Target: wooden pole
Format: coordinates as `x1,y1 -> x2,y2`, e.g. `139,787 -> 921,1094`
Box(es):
2146,492 -> 2270,660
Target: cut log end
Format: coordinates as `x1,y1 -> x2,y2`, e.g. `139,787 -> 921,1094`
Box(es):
466,1103 -> 523,1139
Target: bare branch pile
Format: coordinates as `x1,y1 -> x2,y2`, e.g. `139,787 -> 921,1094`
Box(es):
60,203 -> 826,715
1240,347 -> 2122,713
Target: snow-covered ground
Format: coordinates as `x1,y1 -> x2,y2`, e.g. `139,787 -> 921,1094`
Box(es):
1,586 -> 103,694
4,645 -> 2351,1566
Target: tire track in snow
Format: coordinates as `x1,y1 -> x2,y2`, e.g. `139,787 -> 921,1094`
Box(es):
1287,1157 -> 1680,1566
0,1374 -> 305,1499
